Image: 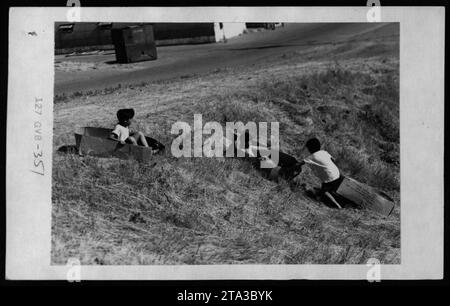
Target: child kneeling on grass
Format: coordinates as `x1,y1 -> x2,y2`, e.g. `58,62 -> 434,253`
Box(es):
109,108 -> 149,147
300,138 -> 344,209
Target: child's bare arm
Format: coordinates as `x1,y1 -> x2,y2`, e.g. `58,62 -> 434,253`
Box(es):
110,133 -> 126,144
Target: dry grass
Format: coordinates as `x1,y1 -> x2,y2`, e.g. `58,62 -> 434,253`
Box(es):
52,37 -> 400,265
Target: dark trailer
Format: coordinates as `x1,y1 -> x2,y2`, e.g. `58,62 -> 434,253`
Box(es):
111,24 -> 157,63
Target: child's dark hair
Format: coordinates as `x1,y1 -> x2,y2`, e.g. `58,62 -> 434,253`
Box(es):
305,138 -> 321,153
117,108 -> 135,123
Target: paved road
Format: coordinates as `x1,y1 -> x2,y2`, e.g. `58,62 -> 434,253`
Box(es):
54,23 -> 396,96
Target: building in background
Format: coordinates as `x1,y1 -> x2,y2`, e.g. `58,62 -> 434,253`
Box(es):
55,22 -> 247,54
214,23 -> 247,42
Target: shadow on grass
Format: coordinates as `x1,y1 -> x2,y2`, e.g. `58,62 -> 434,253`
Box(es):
57,145 -> 79,154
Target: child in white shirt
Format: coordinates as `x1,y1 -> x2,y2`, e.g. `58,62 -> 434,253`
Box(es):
110,108 -> 149,147
301,138 -> 344,209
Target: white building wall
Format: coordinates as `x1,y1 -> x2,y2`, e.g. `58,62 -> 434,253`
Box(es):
214,23 -> 247,42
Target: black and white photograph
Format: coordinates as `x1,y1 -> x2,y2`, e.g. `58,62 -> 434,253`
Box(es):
5,6 -> 444,280
51,20 -> 401,265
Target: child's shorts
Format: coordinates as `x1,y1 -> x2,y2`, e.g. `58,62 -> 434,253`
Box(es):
321,175 -> 344,193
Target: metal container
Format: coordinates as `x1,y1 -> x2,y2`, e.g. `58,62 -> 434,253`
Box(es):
111,25 -> 157,63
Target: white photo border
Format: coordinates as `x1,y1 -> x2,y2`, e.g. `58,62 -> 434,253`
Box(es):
6,6 -> 445,280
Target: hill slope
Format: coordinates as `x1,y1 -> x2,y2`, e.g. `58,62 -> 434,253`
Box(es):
52,24 -> 400,265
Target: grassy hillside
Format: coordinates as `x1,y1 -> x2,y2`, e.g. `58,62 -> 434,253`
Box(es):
52,32 -> 400,264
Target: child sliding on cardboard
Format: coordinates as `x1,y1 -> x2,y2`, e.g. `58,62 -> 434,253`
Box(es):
109,108 -> 149,147
300,138 -> 344,209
